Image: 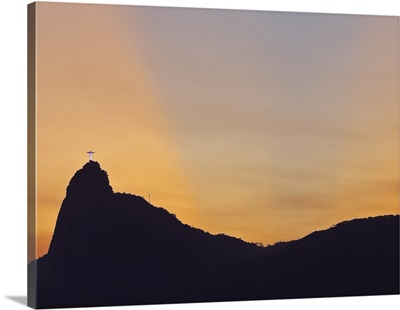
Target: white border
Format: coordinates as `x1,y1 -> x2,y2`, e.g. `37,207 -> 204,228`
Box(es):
0,1 -> 399,309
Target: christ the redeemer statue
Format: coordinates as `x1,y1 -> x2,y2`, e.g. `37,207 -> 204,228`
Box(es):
87,150 -> 95,161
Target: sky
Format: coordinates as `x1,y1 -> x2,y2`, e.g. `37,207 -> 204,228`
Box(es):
33,2 -> 398,260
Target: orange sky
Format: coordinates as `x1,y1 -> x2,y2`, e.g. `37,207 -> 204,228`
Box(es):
33,2 -> 399,260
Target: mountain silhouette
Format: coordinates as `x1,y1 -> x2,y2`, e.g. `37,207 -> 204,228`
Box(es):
30,161 -> 399,308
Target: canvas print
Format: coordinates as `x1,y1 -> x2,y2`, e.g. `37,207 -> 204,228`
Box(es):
28,2 -> 399,309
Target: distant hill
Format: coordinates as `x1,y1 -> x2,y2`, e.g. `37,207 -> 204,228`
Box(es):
30,161 -> 399,308
241,215 -> 399,300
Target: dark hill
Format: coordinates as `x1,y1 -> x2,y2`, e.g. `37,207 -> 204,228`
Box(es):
242,215 -> 399,299
47,161 -> 261,265
30,161 -> 399,308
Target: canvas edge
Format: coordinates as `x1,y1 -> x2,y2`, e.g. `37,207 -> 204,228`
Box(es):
27,2 -> 37,309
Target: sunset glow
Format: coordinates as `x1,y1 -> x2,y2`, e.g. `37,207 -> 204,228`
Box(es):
33,3 -> 398,260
